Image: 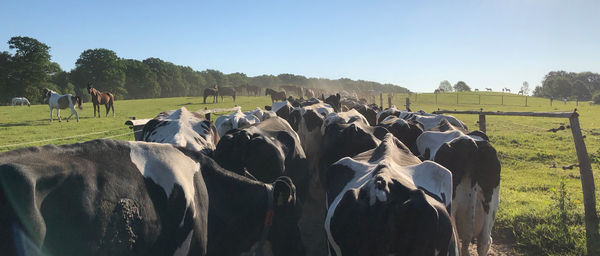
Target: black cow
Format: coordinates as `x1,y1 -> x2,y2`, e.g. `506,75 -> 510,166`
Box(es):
325,134 -> 457,256
0,140 -> 304,256
352,104 -> 379,126
213,117 -> 309,202
324,94 -> 341,112
377,116 -> 424,156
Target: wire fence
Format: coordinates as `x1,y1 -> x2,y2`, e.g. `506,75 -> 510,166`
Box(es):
0,127 -> 137,149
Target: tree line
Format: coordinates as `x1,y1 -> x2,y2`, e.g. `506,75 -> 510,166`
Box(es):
532,71 -> 600,101
0,36 -> 410,104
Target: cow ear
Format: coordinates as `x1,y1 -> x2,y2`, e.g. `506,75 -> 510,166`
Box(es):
273,176 -> 296,207
372,126 -> 389,141
336,93 -> 341,100
467,130 -> 489,141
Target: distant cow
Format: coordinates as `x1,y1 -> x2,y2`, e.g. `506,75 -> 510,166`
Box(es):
244,107 -> 277,121
0,139 -> 305,256
485,88 -> 492,92
417,127 -> 500,256
215,108 -> 260,137
377,115 -> 424,156
325,134 -> 457,256
140,107 -> 219,154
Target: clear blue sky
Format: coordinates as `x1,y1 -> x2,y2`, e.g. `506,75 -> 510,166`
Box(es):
2,0 -> 599,92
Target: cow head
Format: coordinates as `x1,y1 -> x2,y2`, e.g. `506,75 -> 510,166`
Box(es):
324,93 -> 342,112
268,177 -> 305,256
378,116 -> 424,156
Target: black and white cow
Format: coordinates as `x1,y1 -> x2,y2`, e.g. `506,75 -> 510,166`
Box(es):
215,108 -> 261,137
320,120 -> 389,180
140,107 -> 219,155
271,101 -> 295,121
245,107 -> 277,121
417,127 -> 500,256
401,112 -> 467,131
323,109 -> 370,128
324,94 -> 341,112
377,115 -> 424,156
0,140 -> 304,256
213,117 -> 309,202
352,104 -> 379,126
325,134 -> 457,256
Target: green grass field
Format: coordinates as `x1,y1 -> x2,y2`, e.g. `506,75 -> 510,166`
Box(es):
1,92 -> 599,255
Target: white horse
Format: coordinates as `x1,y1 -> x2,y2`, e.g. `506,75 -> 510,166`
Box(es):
11,97 -> 30,107
42,88 -> 83,122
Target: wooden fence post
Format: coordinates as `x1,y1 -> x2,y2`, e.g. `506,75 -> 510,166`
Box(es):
569,112 -> 600,255
380,93 -> 383,109
479,114 -> 486,133
501,95 -> 504,105
405,98 -> 411,111
479,94 -> 481,105
525,96 -> 528,107
456,93 -> 459,104
388,95 -> 392,108
435,94 -> 438,105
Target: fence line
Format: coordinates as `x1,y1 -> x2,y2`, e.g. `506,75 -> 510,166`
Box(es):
0,127 -> 131,148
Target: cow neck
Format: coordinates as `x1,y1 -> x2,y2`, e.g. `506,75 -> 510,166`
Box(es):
202,163 -> 270,253
248,183 -> 275,255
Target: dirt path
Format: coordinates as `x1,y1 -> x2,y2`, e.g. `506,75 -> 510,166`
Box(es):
468,241 -> 519,256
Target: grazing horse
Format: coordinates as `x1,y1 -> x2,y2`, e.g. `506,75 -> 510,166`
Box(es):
42,88 -> 82,122
11,97 -> 30,107
218,87 -> 236,102
87,84 -> 115,117
518,90 -> 524,95
486,88 -> 492,92
434,89 -> 441,94
247,85 -> 261,96
265,88 -> 286,103
203,87 -> 219,103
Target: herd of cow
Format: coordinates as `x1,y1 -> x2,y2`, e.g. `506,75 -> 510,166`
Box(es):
0,93 -> 501,256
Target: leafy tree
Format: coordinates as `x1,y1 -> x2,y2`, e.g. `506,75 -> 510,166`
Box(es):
123,59 -> 160,99
227,72 -> 248,87
180,66 -> 206,96
202,69 -> 228,88
71,48 -> 126,99
278,73 -> 307,86
4,36 -> 55,103
143,58 -> 187,97
543,76 -> 572,98
571,80 -> 591,100
453,81 -> 471,92
521,81 -> 530,95
438,80 -> 452,92
50,70 -> 74,94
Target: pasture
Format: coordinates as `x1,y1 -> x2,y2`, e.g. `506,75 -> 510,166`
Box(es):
1,92 -> 599,255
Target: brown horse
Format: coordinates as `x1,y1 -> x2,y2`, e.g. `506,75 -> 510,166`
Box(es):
265,88 -> 286,103
203,87 -> 219,103
87,83 -> 115,117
